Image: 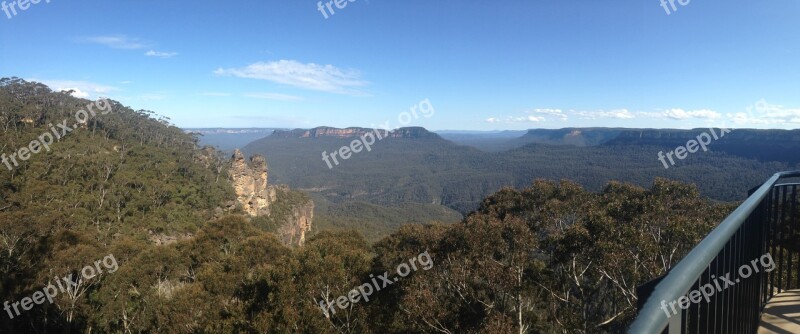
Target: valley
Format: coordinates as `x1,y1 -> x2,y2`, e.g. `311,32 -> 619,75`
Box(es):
4,1 -> 798,331
199,126 -> 800,242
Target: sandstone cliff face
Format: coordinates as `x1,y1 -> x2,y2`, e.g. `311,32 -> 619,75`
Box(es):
229,149 -> 275,216
276,200 -> 314,247
228,149 -> 313,246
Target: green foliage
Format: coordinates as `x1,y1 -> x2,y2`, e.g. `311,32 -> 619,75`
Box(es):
0,78 -> 233,238
0,78 -> 744,333
357,179 -> 730,333
311,195 -> 462,243
0,78 -> 233,332
252,188 -> 311,234
244,130 -> 791,220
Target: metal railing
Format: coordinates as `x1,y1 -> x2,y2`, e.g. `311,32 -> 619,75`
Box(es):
630,171 -> 800,334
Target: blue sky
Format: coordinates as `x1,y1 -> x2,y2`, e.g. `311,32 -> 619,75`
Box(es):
1,0 -> 798,130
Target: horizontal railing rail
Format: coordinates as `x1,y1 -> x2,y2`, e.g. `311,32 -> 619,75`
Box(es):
630,171 -> 800,334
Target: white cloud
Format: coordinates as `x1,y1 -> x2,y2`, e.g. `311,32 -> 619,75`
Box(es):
243,92 -> 302,101
518,115 -> 545,122
485,115 -> 544,124
78,35 -> 149,49
33,79 -> 119,99
488,108 -> 567,124
527,108 -> 567,121
65,88 -> 90,98
488,105 -> 791,127
214,60 -> 367,95
728,99 -> 800,126
661,108 -> 721,120
576,109 -> 636,119
489,107 -> 632,124
729,112 -> 755,125
145,50 -> 178,58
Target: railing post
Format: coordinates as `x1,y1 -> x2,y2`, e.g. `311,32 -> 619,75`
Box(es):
668,312 -> 681,334
630,171 -> 800,333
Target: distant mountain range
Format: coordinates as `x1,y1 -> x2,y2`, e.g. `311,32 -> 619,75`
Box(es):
271,126 -> 441,139
193,126 -> 800,163
228,126 -> 799,240
606,128 -> 800,164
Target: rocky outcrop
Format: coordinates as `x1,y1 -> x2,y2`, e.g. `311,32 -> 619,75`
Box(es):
229,149 -> 276,216
228,149 -> 313,246
272,127 -> 374,138
276,200 -> 314,247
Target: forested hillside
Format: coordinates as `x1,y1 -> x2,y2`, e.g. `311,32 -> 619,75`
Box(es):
606,128 -> 800,165
0,78 -> 234,237
0,78 -> 234,331
0,78 -> 743,333
0,78 -> 297,332
244,127 -> 792,232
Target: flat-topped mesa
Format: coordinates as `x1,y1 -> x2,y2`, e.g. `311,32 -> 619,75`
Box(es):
385,126 -> 440,139
271,126 -> 441,139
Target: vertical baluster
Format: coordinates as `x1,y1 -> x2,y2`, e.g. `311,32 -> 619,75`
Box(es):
745,211 -> 761,331
729,234 -> 736,334
751,208 -> 761,333
762,190 -> 771,306
744,215 -> 751,333
735,228 -> 743,334
770,185 -> 779,298
717,244 -> 725,334
779,185 -> 788,293
703,260 -> 709,334
730,236 -> 736,333
725,237 -> 732,334
689,278 -> 700,333
792,185 -> 798,289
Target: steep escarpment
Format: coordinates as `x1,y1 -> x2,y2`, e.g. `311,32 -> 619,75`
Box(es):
606,128 -> 800,144
275,194 -> 314,246
386,126 -> 441,139
606,128 -> 800,164
512,128 -> 627,147
228,149 -> 313,246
